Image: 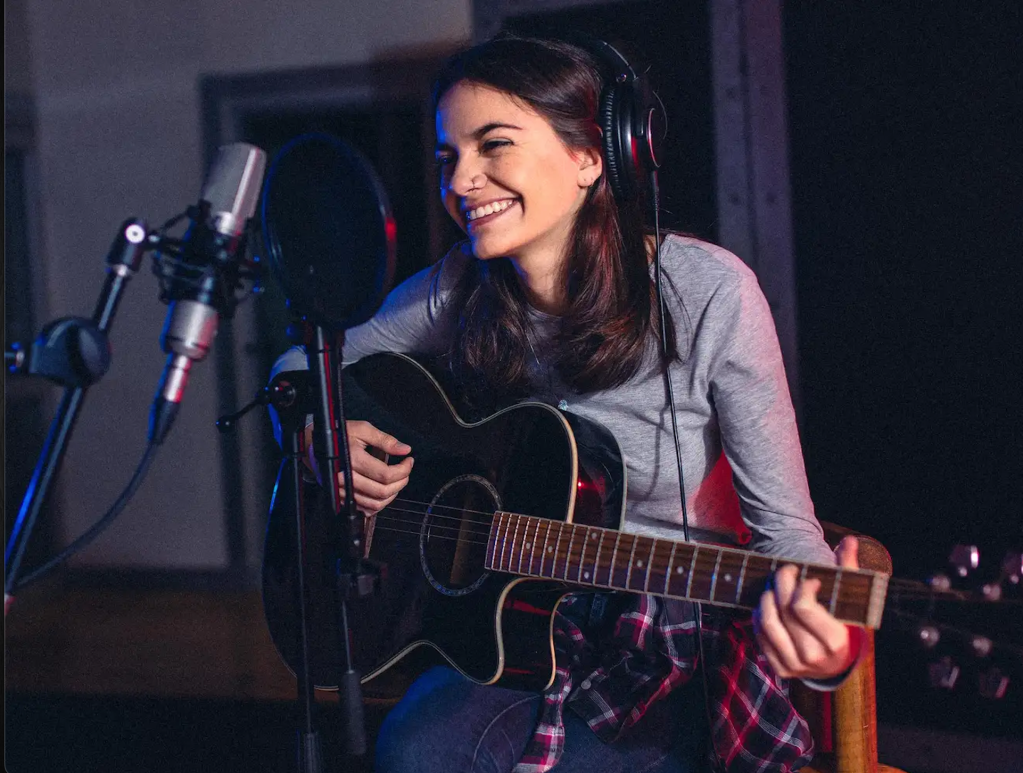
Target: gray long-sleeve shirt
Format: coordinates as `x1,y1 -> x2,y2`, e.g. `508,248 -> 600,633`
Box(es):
273,234 -> 834,566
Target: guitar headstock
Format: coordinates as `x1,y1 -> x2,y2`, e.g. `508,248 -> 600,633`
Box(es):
886,544 -> 1023,698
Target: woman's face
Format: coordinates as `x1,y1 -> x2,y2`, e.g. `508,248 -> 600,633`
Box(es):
435,81 -> 601,271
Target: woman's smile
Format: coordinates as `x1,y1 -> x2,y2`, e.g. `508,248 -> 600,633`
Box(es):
465,198 -> 519,227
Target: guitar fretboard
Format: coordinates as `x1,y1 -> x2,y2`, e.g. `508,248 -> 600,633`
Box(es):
484,511 -> 888,628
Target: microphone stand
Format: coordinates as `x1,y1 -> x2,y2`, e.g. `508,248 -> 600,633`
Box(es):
251,319 -> 373,773
5,219 -> 149,606
261,366 -> 327,773
305,322 -> 373,763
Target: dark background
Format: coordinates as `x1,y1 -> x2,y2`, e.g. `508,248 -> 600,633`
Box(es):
6,2 -> 1022,769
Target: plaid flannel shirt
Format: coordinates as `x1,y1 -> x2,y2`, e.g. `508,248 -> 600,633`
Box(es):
512,593 -> 815,773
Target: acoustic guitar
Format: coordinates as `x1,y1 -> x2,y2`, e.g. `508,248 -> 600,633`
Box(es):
262,352 -> 890,694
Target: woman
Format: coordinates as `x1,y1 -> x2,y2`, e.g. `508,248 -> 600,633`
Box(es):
273,35 -> 860,773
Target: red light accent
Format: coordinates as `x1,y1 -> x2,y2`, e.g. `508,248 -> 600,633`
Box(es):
504,599 -> 551,616
384,216 -> 398,244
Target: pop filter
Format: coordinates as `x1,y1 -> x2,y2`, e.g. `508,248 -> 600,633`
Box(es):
261,133 -> 396,331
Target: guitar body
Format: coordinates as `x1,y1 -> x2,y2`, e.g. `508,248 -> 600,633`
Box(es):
262,353 -> 627,693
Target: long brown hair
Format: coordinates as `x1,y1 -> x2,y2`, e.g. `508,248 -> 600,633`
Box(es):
433,35 -> 679,410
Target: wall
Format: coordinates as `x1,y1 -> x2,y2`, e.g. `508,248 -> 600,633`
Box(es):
16,0 -> 470,572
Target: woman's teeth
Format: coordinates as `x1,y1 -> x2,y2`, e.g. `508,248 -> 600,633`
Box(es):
466,200 -> 515,221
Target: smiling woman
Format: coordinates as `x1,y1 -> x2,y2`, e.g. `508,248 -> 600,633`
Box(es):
434,82 -> 599,287
272,33 -> 862,773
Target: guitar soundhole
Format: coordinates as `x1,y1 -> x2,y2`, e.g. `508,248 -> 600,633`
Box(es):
420,474 -> 499,597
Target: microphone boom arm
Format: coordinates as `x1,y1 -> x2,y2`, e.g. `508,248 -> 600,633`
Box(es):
5,218 -> 150,602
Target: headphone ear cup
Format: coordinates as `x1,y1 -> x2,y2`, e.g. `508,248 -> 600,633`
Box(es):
598,86 -> 626,201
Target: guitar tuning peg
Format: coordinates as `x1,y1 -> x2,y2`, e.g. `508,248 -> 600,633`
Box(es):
927,573 -> 952,593
970,635 -> 993,658
981,582 -> 1002,602
917,624 -> 941,648
1001,551 -> 1022,585
978,667 -> 1009,700
928,656 -> 959,689
949,544 -> 979,577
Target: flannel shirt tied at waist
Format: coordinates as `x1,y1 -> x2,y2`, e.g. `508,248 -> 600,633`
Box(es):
512,593 -> 815,773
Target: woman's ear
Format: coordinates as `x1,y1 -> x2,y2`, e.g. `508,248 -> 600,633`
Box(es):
576,147 -> 603,188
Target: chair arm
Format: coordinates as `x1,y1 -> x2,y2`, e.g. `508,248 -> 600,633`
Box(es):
794,522 -> 898,773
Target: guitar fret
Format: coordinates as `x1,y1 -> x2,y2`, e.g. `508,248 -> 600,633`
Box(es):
553,522 -> 566,579
594,530 -> 609,586
708,549 -> 724,601
686,546 -> 698,597
564,525 -> 579,581
576,527 -> 590,584
624,536 -> 639,588
610,532 -> 623,587
527,519 -> 541,576
829,568 -> 843,615
497,512 -> 511,571
514,515 -> 526,575
643,539 -> 658,593
510,514 -> 525,573
714,550 -> 745,605
485,513 -> 879,627
736,553 -> 749,605
664,542 -> 677,595
612,534 -> 634,588
539,518 -> 554,577
522,517 -> 534,576
485,513 -> 500,569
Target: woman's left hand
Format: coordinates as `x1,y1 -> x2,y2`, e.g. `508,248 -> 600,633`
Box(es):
753,536 -> 865,681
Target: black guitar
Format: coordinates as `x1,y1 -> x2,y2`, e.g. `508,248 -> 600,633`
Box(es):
262,352 -> 890,694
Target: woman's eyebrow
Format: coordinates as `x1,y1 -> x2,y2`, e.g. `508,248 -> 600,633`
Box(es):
436,122 -> 524,151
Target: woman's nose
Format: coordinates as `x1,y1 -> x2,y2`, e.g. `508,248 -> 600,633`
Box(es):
448,159 -> 486,197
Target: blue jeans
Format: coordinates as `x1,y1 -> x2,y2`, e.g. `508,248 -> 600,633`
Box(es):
375,666 -> 706,773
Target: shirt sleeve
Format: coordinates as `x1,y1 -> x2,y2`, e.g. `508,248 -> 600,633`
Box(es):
267,244 -> 469,443
705,265 -> 835,566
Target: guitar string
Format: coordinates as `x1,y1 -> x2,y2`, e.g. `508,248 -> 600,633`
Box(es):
380,499 -> 926,595
327,484 -> 1001,604
367,507 -> 991,602
364,521 -> 884,612
364,521 -> 999,609
365,515 -> 962,604
367,519 -> 1008,606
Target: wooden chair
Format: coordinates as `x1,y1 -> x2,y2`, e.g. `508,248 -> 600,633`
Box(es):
792,522 -> 907,773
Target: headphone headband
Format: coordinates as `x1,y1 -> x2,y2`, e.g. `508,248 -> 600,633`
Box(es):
564,33 -> 663,203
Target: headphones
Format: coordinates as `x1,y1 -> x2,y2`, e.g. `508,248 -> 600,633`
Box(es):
566,34 -> 665,203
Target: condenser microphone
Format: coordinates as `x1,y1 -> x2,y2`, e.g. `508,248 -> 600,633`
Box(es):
149,143 -> 267,444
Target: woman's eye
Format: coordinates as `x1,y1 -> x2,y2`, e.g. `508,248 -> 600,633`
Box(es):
435,155 -> 454,168
482,139 -> 511,152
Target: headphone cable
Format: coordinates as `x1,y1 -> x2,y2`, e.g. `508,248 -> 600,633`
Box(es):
650,169 -> 724,773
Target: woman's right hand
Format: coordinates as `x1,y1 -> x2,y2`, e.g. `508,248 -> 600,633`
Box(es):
303,420 -> 414,516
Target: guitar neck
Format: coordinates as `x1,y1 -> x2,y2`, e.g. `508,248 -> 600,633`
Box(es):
485,511 -> 888,629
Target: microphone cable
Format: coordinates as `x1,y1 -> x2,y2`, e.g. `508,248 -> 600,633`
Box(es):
9,196 -> 261,595
10,441 -> 160,593
649,170 -> 724,773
